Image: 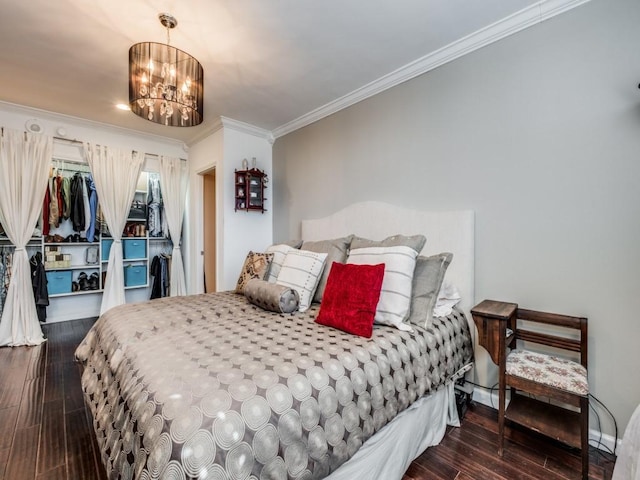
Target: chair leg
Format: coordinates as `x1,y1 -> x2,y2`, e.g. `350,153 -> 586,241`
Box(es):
580,395 -> 589,480
498,385 -> 507,457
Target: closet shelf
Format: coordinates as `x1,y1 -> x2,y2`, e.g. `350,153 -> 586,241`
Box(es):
49,289 -> 102,298
46,265 -> 99,271
44,241 -> 100,246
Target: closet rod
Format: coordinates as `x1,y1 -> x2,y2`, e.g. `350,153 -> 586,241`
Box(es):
53,136 -> 83,146
51,156 -> 89,167
53,136 -> 187,162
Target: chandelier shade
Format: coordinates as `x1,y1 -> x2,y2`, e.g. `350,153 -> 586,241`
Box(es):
129,16 -> 204,127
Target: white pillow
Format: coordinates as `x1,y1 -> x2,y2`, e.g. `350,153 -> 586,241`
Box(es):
347,246 -> 418,331
433,282 -> 461,318
275,249 -> 328,312
265,244 -> 294,282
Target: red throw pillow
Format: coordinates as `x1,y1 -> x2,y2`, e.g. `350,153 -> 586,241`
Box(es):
315,262 -> 385,338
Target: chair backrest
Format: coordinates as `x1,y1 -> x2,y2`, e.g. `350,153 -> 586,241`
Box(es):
515,308 -> 588,369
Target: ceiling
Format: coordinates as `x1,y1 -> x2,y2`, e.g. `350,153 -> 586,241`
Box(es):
0,0 -> 564,145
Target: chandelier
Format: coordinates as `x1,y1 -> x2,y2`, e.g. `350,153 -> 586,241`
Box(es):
129,13 -> 204,127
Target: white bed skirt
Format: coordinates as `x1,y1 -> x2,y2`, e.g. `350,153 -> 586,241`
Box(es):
326,381 -> 460,480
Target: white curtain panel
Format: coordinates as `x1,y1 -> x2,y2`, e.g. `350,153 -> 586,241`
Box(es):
0,128 -> 53,346
84,144 -> 143,314
159,156 -> 188,296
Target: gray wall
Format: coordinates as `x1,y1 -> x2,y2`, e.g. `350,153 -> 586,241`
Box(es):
272,0 -> 640,437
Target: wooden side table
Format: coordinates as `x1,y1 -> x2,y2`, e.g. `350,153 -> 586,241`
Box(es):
470,299 -> 517,456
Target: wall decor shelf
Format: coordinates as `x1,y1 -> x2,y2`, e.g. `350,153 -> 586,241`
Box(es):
235,168 -> 267,213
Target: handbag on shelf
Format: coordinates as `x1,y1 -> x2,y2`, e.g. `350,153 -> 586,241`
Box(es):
128,200 -> 147,220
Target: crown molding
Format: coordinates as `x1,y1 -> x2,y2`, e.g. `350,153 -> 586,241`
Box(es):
0,100 -> 186,149
272,0 -> 592,139
220,116 -> 275,144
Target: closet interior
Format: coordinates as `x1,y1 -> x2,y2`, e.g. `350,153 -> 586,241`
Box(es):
0,156 -> 176,322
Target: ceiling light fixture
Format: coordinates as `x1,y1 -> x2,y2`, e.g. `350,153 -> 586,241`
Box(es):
129,13 -> 204,127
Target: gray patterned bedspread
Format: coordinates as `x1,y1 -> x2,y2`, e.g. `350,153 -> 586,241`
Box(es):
75,292 -> 472,480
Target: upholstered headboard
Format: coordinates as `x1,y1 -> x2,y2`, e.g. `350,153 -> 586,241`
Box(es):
301,201 -> 475,316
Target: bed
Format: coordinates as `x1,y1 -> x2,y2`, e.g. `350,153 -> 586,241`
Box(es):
75,202 -> 475,480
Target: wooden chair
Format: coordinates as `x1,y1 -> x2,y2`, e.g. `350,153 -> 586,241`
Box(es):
500,308 -> 589,480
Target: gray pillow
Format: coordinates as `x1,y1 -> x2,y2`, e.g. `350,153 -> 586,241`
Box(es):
350,234 -> 426,253
301,235 -> 353,303
282,239 -> 303,249
406,252 -> 453,329
244,278 -> 300,313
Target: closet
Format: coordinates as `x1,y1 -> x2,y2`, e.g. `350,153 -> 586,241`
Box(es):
0,161 -> 175,322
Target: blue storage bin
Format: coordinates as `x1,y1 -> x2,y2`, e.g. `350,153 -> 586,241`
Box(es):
46,270 -> 72,295
125,265 -> 147,287
123,239 -> 146,259
101,238 -> 113,261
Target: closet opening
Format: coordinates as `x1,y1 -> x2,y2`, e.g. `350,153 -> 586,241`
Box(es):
202,168 -> 216,293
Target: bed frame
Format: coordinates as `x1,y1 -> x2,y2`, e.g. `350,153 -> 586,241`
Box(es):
302,201 -> 475,479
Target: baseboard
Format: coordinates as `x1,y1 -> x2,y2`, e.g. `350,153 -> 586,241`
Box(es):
472,387 -> 620,455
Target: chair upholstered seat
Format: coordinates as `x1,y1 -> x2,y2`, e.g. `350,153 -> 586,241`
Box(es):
506,349 -> 588,396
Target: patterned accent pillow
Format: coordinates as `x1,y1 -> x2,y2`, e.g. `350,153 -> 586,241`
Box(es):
244,278 -> 300,313
275,249 -> 328,312
406,253 -> 453,329
301,235 -> 353,303
265,244 -> 294,282
347,246 -> 418,331
316,262 -> 385,337
350,234 -> 426,253
235,251 -> 273,294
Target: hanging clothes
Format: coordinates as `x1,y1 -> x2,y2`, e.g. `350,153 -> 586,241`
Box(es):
49,176 -> 60,229
82,175 -> 91,238
0,248 -> 13,318
56,175 -> 64,224
86,174 -> 98,242
150,254 -> 171,299
61,176 -> 71,220
70,172 -> 86,232
29,251 -> 48,323
147,173 -> 163,237
42,184 -> 50,236
96,205 -> 110,237
0,248 -> 8,317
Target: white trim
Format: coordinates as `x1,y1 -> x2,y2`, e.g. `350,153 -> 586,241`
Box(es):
220,116 -> 275,143
0,100 -> 185,149
187,122 -> 221,146
272,0 -> 592,139
472,388 -> 622,454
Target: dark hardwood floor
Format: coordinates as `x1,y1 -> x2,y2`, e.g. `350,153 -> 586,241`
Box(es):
0,318 -> 616,480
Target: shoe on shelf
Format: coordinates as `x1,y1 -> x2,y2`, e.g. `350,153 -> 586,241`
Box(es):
88,273 -> 99,290
72,281 -> 80,292
77,272 -> 89,291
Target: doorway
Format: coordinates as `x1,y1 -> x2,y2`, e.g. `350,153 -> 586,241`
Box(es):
202,169 -> 216,292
